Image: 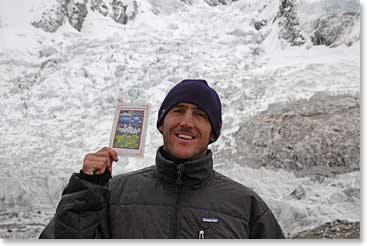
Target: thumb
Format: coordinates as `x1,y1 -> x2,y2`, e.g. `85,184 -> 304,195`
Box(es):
104,147 -> 119,162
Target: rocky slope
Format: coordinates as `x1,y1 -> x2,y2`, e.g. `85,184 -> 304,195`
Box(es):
0,209 -> 54,239
232,94 -> 359,177
271,0 -> 360,47
29,0 -> 360,48
312,12 -> 360,47
31,0 -> 139,32
289,219 -> 360,239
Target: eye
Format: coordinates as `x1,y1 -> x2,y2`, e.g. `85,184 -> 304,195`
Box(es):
195,110 -> 208,119
172,107 -> 185,113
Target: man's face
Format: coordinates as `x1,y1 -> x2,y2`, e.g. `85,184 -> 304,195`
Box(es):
159,103 -> 214,160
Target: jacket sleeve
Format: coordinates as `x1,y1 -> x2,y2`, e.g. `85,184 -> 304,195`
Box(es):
249,208 -> 285,239
39,172 -> 111,239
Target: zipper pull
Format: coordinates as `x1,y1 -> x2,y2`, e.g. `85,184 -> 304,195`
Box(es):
199,230 -> 205,239
176,164 -> 184,185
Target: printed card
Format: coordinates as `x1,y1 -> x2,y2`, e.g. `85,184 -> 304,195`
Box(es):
110,103 -> 150,157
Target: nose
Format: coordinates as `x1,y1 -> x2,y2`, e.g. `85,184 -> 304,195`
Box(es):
179,111 -> 194,128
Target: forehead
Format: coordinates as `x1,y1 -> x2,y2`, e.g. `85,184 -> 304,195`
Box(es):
173,103 -> 202,110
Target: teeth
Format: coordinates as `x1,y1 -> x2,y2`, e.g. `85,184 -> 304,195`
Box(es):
178,134 -> 193,140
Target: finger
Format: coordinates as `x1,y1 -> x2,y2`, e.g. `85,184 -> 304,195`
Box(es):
89,155 -> 113,174
94,164 -> 107,175
83,160 -> 99,175
99,147 -> 119,162
94,150 -> 111,158
93,160 -> 111,175
93,151 -> 113,166
83,148 -> 117,175
85,155 -> 110,163
90,151 -> 113,170
84,154 -> 110,167
89,156 -> 113,174
83,160 -> 107,175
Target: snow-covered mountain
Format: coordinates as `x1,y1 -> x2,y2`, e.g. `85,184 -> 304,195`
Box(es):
0,0 -> 360,239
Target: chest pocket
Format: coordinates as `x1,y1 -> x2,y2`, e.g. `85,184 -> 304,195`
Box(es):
196,217 -> 218,239
181,208 -> 249,239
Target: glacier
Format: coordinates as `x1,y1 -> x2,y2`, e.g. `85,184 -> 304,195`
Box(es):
0,0 -> 361,239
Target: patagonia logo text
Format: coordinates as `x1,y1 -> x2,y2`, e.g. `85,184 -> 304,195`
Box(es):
202,217 -> 219,223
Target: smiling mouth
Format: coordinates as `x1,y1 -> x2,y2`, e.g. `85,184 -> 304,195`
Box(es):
176,134 -> 195,140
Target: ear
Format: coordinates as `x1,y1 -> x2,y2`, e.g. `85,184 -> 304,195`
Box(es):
159,125 -> 164,132
209,133 -> 215,142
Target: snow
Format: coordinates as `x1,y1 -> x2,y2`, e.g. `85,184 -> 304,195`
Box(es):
0,0 -> 361,239
217,165 -> 360,234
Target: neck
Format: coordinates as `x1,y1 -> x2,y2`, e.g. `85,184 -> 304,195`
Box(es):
160,146 -> 208,164
155,146 -> 214,187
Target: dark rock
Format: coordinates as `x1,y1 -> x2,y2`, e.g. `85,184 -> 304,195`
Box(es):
33,0 -> 88,32
66,0 -> 88,31
254,20 -> 267,30
234,94 -> 360,177
342,187 -> 360,198
204,0 -> 239,7
111,0 -> 128,24
180,0 -> 193,5
32,0 -> 139,33
31,1 -> 66,32
312,12 -> 360,47
90,0 -> 109,16
274,0 -> 306,46
270,0 -> 360,48
91,0 -> 138,25
289,219 -> 360,239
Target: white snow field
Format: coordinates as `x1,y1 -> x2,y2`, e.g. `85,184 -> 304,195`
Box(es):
0,0 -> 360,238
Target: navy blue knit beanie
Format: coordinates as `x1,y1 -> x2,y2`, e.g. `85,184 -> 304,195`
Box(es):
157,79 -> 222,143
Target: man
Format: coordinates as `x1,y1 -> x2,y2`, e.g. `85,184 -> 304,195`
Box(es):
39,79 -> 285,239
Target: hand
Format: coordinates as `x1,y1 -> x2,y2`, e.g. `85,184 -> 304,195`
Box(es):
83,147 -> 119,175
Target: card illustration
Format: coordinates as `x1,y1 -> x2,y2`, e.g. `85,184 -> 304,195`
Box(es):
113,110 -> 144,149
110,103 -> 150,157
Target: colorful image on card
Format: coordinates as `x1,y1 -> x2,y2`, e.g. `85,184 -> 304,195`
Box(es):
113,110 -> 144,149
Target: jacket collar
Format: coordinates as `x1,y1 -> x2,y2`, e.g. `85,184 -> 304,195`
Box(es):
154,146 -> 214,188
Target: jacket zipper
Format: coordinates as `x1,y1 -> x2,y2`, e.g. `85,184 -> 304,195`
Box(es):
199,230 -> 205,239
170,164 -> 184,239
